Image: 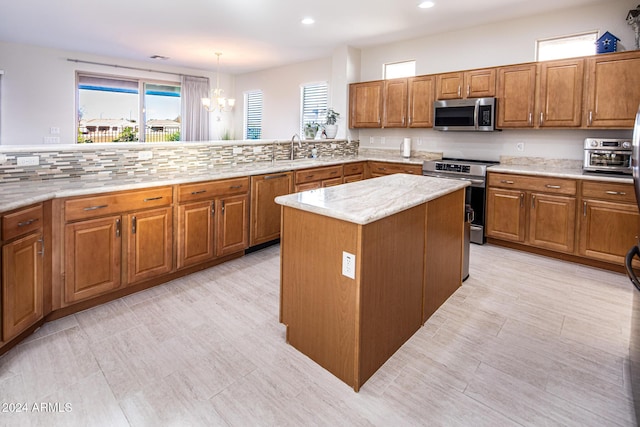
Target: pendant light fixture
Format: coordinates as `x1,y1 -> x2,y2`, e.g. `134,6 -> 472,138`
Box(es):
201,52 -> 235,112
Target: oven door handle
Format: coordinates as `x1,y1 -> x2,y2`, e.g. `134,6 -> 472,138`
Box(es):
626,246 -> 640,292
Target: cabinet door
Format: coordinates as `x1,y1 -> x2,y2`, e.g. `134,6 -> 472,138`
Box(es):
436,72 -> 463,99
466,69 -> 496,98
497,64 -> 536,128
349,81 -> 383,128
579,199 -> 640,264
486,188 -> 526,242
2,233 -> 44,341
529,193 -> 576,253
177,201 -> 215,269
64,216 -> 122,304
408,75 -> 435,128
216,194 -> 249,257
250,173 -> 293,247
537,59 -> 584,127
585,51 -> 640,128
382,78 -> 408,128
322,177 -> 344,187
344,173 -> 364,183
295,181 -> 322,192
126,208 -> 173,284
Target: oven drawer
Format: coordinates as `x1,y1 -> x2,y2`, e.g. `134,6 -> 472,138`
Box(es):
488,173 -> 576,195
582,181 -> 636,203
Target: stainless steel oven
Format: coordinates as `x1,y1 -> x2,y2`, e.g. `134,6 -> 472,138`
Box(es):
583,138 -> 632,175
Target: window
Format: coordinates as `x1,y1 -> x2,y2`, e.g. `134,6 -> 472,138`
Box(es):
300,82 -> 328,135
77,73 -> 181,143
244,90 -> 263,140
384,60 -> 416,79
536,32 -> 598,61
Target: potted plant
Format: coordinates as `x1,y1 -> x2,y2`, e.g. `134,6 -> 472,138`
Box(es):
323,108 -> 340,139
304,122 -> 319,139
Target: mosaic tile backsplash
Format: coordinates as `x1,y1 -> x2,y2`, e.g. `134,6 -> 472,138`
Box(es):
0,139 -> 359,183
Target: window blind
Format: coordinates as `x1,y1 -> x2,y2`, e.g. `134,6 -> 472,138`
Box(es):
245,91 -> 263,140
301,82 -> 328,134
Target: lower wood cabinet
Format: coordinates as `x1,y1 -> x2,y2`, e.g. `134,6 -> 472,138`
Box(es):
125,208 -> 173,284
343,162 -> 366,183
294,165 -> 343,192
250,172 -> 293,247
368,161 -> 422,178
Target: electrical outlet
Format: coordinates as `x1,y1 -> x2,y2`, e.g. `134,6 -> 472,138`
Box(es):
50,127 -> 60,134
0,154 -> 7,164
137,151 -> 153,160
17,156 -> 39,166
253,146 -> 262,153
232,147 -> 243,154
369,136 -> 374,145
330,143 -> 337,149
43,136 -> 60,144
342,251 -> 356,279
380,137 -> 386,145
516,142 -> 525,152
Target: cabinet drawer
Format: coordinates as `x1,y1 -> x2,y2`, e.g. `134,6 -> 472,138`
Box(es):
369,161 -> 422,176
488,173 -> 576,195
178,177 -> 249,203
343,162 -> 365,176
2,204 -> 43,241
581,180 -> 635,204
65,186 -> 173,222
295,165 -> 343,184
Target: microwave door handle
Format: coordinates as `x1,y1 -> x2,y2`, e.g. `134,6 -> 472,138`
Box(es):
473,101 -> 480,129
626,246 -> 640,292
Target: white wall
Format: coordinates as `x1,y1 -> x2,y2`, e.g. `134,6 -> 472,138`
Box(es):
0,41 -> 229,145
356,0 -> 637,160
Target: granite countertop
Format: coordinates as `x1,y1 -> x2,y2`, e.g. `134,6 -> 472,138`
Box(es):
488,164 -> 633,184
275,174 -> 469,225
0,153 -> 428,214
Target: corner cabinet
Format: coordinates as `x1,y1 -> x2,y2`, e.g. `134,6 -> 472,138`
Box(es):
177,177 -> 249,269
1,204 -> 45,342
349,81 -> 383,128
250,172 -> 293,247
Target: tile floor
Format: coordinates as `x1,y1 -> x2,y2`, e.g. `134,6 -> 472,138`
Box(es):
0,243 -> 636,426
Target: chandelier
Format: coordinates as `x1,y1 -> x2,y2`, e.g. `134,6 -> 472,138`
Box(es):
201,52 -> 235,112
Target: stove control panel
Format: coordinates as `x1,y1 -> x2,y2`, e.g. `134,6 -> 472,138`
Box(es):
435,163 -> 471,173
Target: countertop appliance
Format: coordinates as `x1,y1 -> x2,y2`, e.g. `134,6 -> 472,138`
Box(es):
583,138 -> 632,175
625,104 -> 640,423
433,97 -> 496,132
423,157 -> 498,281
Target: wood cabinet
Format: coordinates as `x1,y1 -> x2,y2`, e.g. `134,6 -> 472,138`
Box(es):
537,58 -> 584,127
1,204 -> 44,342
408,75 -> 435,128
177,177 -> 249,269
250,172 -> 293,247
343,162 -> 366,183
496,64 -> 537,128
436,68 -> 496,100
61,186 -> 173,305
294,165 -> 343,191
382,78 -> 408,128
579,180 -> 640,265
486,173 -> 577,253
349,81 -> 383,128
367,161 -> 422,178
584,51 -> 640,128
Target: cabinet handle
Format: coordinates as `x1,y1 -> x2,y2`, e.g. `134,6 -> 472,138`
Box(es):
116,218 -> 121,237
402,116 -> 406,125
467,85 -> 470,97
17,218 -> 39,227
265,174 -> 287,180
143,196 -> 163,202
378,167 -> 386,171
531,195 -> 536,209
37,237 -> 45,257
501,180 -> 515,184
132,216 -> 137,234
221,201 -> 225,214
330,171 -> 338,175
305,175 -> 315,179
528,113 -> 532,126
191,189 -> 207,195
405,170 -> 415,174
230,185 -> 243,190
211,201 -> 215,216
520,193 -> 524,208
540,112 -> 544,126
583,201 -> 587,217
605,191 -> 626,196
378,116 -> 381,125
457,86 -> 461,97
545,184 -> 561,189
588,111 -> 593,126
83,204 -> 108,211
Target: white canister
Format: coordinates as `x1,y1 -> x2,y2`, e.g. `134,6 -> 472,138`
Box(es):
401,138 -> 412,158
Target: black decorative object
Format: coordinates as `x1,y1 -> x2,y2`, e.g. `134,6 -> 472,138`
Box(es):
596,31 -> 620,54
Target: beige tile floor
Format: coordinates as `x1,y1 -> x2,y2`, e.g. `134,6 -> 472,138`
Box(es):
0,243 -> 636,426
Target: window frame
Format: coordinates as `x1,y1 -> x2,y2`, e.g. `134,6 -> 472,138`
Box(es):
300,81 -> 328,136
383,60 -> 416,79
536,31 -> 598,61
244,90 -> 263,140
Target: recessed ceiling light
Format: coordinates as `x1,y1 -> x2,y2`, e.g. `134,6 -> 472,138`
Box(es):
418,1 -> 435,8
301,17 -> 315,25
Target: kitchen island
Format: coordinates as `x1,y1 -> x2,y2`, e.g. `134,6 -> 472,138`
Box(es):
275,174 -> 469,391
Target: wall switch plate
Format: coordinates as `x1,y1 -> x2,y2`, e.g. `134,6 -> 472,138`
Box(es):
369,136 -> 374,145
17,156 -> 39,166
253,146 -> 262,153
50,127 -> 60,134
516,142 -> 525,152
137,151 -> 153,160
43,136 -> 60,144
342,251 -> 356,279
330,143 -> 337,149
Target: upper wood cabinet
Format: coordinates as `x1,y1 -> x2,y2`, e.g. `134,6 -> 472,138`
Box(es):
536,58 -> 585,128
408,75 -> 435,128
584,51 -> 640,128
382,78 -> 408,128
496,64 -> 537,128
349,81 -> 383,128
436,69 -> 496,100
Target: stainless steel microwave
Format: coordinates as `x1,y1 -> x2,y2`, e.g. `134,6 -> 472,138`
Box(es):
433,97 -> 496,131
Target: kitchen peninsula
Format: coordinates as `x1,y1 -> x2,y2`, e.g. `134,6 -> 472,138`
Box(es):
276,174 -> 468,391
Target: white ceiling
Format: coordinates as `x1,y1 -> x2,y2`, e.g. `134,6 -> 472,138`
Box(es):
0,0 -> 605,75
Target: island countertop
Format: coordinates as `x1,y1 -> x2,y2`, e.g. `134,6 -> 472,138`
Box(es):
275,173 -> 470,225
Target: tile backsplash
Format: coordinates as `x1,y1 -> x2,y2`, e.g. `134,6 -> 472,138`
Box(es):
0,139 -> 358,183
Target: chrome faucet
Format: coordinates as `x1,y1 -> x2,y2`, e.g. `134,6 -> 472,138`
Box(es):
291,134 -> 302,160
